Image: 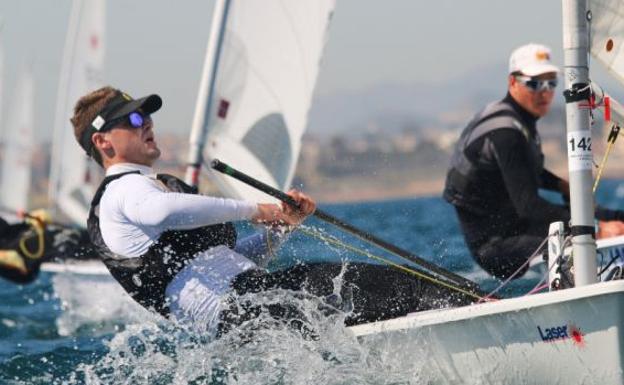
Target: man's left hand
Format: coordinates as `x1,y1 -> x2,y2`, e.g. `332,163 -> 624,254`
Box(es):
598,220 -> 624,239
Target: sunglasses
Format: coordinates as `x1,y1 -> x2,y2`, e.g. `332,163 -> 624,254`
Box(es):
515,75 -> 558,92
101,111 -> 151,132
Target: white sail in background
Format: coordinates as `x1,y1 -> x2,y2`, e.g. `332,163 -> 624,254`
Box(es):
0,20 -> 4,147
589,0 -> 624,83
588,1 -> 624,127
187,0 -> 335,202
49,0 -> 104,226
0,71 -> 34,213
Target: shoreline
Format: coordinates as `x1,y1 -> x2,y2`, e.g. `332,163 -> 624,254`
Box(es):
305,178 -> 445,204
306,167 -> 624,204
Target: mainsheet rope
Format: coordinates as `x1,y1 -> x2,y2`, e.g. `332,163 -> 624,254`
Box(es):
479,235 -> 549,301
593,123 -> 621,193
296,226 -> 487,302
202,164 -> 487,301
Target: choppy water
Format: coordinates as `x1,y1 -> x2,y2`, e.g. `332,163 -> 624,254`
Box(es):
1,180 -> 622,384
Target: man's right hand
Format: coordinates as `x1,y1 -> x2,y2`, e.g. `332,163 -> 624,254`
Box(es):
253,203 -> 284,225
252,190 -> 316,226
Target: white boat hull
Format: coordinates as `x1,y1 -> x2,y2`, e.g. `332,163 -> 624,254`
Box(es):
40,236 -> 624,380
41,259 -> 108,275
597,235 -> 624,268
351,280 -> 624,384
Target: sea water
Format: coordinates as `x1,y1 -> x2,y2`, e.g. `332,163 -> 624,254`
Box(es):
1,180 -> 622,384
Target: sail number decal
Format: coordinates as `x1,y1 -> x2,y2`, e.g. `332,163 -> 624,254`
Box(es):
567,131 -> 593,171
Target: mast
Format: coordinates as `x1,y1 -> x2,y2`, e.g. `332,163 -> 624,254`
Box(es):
562,0 -> 597,286
185,0 -> 231,187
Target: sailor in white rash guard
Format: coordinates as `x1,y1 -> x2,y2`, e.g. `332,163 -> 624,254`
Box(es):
100,162 -> 289,331
70,87 -> 316,335
72,87 -> 478,337
99,163 -> 257,258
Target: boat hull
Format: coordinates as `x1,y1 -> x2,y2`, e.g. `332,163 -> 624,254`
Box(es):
351,280 -> 624,384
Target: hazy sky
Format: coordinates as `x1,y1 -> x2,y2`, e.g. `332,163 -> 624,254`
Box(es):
0,0 -> 613,139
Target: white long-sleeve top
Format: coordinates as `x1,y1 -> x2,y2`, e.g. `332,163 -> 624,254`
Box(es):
99,163 -> 259,258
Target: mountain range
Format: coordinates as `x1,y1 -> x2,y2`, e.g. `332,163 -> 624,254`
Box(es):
307,61 -> 622,139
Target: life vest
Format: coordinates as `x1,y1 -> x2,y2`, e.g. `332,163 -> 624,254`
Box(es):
443,100 -> 544,214
87,171 -> 237,316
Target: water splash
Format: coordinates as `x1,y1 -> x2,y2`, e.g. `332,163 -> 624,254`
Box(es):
51,273 -> 150,336
64,286 -> 429,385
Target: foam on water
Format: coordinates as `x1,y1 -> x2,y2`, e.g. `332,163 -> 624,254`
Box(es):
63,288 -> 427,385
6,188 -> 624,384
51,273 -> 152,336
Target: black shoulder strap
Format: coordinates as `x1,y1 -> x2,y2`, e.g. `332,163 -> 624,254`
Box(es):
155,174 -> 198,194
468,101 -> 528,143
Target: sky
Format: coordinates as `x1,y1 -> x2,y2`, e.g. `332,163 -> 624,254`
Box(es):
0,0 -> 616,140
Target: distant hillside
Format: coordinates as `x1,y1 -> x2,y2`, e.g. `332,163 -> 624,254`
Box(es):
308,62 -> 507,137
307,61 -> 605,138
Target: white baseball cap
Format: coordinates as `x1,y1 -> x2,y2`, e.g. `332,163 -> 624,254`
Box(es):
508,43 -> 559,76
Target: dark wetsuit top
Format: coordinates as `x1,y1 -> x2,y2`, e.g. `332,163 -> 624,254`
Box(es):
445,94 -> 624,279
445,94 -> 570,278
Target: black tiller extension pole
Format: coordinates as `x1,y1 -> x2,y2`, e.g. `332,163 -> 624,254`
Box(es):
210,158 -> 488,298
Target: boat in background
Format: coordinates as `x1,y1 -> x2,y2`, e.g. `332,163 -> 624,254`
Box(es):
349,1 -> 624,383
0,70 -> 34,217
42,0 -> 106,275
48,0 -> 105,227
36,0 -> 130,333
185,0 -> 336,202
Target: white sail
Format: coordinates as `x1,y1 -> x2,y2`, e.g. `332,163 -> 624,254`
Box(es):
0,20 -> 4,149
0,71 -> 34,213
49,0 -> 105,226
589,0 -> 624,84
187,0 -> 335,202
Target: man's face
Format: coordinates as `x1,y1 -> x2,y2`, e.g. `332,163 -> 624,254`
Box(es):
103,113 -> 161,166
508,72 -> 557,118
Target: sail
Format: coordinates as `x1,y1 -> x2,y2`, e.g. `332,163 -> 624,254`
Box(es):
589,0 -> 624,83
188,0 -> 335,202
48,0 -> 105,226
0,21 -> 3,149
0,71 -> 34,213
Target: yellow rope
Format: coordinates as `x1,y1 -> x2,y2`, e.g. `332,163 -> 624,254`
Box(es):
593,124 -> 620,194
298,226 -> 485,301
18,219 -> 45,260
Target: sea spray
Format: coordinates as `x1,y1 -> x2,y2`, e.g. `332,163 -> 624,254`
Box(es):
66,286 -> 431,385
52,273 -> 149,336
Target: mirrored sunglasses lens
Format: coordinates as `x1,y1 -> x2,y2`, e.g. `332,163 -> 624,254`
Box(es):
128,112 -> 144,128
520,77 -> 557,91
525,80 -> 540,91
